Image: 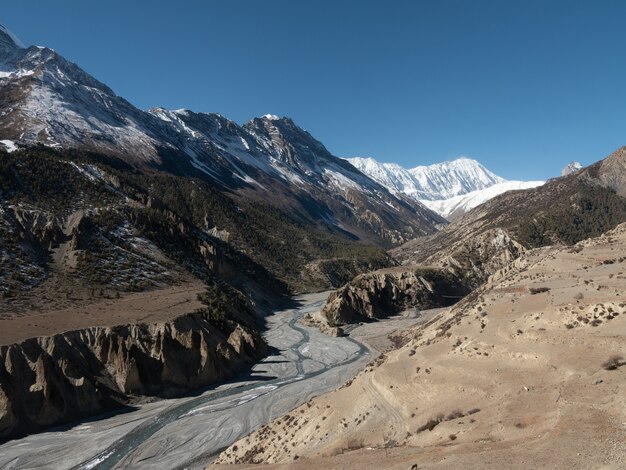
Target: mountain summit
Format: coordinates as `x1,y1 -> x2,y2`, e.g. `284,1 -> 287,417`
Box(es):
561,161 -> 583,176
0,24 -> 24,54
348,156 -> 544,220
347,156 -> 505,201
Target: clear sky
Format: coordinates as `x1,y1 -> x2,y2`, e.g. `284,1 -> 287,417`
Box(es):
2,0 -> 626,180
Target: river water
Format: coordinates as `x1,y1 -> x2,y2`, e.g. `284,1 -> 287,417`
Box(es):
0,292 -> 370,470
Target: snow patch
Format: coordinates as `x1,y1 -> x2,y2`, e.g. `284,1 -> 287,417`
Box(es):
561,161 -> 583,176
324,169 -> 363,191
0,140 -> 18,152
421,180 -> 545,220
0,69 -> 35,78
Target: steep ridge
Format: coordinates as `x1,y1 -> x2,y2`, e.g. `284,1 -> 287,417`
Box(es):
580,146 -> 626,197
0,25 -> 443,247
215,223 -> 626,469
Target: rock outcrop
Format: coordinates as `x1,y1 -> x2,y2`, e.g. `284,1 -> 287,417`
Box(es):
0,312 -> 266,441
321,267 -> 470,326
416,228 -> 527,289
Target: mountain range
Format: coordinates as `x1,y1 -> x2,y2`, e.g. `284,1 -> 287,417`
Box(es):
0,24 -> 443,248
348,156 -> 544,220
0,22 -> 554,231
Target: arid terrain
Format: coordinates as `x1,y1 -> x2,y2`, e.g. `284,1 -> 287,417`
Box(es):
2,15 -> 626,470
0,281 -> 206,345
215,223 -> 626,469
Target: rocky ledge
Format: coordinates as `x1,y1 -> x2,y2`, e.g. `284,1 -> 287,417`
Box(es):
0,312 -> 266,441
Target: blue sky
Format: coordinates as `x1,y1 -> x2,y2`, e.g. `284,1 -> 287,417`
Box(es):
2,0 -> 626,180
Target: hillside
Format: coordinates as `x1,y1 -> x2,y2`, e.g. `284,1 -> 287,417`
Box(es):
215,223 -> 626,469
0,146 -> 402,309
391,147 -> 626,289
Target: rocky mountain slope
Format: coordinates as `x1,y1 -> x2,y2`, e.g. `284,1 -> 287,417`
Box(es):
0,146 -> 404,313
348,156 -> 544,219
215,223 -> 626,469
392,147 -> 626,283
0,24 -> 443,247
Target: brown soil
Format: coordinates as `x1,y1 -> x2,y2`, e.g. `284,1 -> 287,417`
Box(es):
0,281 -> 206,345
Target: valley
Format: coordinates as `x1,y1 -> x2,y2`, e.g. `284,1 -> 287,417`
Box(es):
215,224 -> 626,469
1,14 -> 626,470
0,293 -> 432,470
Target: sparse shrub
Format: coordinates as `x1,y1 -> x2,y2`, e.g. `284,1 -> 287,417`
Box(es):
602,355 -> 624,371
416,416 -> 443,433
445,410 -> 464,420
529,287 -> 550,295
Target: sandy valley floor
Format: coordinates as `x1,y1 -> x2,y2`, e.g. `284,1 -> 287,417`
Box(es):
214,224 -> 626,469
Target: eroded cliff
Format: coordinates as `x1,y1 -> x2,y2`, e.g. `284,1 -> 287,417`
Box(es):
321,267 -> 470,326
0,311 -> 266,440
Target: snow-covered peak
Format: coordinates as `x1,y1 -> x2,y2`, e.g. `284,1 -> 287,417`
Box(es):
0,24 -> 25,51
561,161 -> 583,176
262,114 -> 280,121
348,155 -> 546,219
347,156 -> 505,201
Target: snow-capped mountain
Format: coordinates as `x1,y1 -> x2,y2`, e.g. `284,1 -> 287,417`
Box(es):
561,161 -> 583,176
348,156 -> 505,201
0,24 -> 444,245
348,156 -> 545,220
421,180 -> 545,220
